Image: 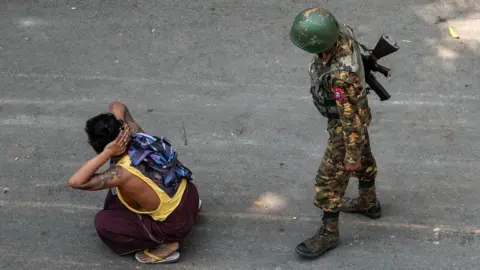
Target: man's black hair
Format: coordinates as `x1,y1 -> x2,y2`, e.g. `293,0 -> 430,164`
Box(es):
85,113 -> 122,153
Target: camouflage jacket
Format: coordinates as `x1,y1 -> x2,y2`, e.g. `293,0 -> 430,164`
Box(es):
309,25 -> 372,164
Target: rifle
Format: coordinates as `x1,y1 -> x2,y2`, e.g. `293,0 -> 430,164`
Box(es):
359,34 -> 399,101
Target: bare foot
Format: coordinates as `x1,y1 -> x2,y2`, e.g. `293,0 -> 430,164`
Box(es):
136,242 -> 179,263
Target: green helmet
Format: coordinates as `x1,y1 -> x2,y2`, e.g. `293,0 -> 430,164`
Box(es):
290,8 -> 341,53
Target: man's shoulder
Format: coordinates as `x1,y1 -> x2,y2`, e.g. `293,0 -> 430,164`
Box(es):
332,48 -> 361,73
113,165 -> 143,188
110,165 -> 131,181
112,156 -> 137,179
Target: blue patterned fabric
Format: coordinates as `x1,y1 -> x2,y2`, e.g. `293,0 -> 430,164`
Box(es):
128,133 -> 193,186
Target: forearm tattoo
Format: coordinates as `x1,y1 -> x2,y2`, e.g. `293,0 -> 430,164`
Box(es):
78,167 -> 122,190
124,107 -> 144,133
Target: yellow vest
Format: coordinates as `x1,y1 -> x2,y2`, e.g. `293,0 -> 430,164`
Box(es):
114,155 -> 187,221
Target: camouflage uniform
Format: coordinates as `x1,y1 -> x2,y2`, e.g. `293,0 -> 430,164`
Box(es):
290,8 -> 381,259
310,29 -> 380,216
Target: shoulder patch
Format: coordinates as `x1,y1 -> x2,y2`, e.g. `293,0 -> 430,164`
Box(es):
334,88 -> 344,101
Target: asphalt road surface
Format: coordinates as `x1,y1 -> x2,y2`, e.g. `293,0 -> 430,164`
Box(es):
1,0 -> 479,269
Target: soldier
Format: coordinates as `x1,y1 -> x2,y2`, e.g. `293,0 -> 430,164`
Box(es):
289,8 -> 382,259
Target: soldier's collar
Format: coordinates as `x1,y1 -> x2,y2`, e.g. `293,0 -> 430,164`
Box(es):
319,45 -> 336,63
320,35 -> 349,62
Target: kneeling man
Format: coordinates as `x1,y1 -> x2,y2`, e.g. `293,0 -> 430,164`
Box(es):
68,101 -> 200,264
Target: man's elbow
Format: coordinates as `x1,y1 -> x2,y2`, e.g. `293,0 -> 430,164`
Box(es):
109,101 -> 125,110
67,178 -> 80,189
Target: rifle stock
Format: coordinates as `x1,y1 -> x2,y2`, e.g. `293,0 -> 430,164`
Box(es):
361,34 -> 399,101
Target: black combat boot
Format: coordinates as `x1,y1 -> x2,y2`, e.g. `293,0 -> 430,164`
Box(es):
341,186 -> 381,219
295,216 -> 339,259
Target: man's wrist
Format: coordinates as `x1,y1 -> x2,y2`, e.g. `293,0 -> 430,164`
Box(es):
99,149 -> 114,159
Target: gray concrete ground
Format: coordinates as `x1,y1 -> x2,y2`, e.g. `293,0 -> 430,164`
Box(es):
0,0 -> 479,269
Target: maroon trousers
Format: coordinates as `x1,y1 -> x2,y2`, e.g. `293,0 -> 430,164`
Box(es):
94,181 -> 200,255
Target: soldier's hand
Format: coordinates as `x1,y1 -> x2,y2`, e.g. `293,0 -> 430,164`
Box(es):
344,161 -> 362,172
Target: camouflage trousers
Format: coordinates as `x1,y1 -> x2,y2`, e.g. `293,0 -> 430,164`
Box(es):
313,119 -> 378,212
